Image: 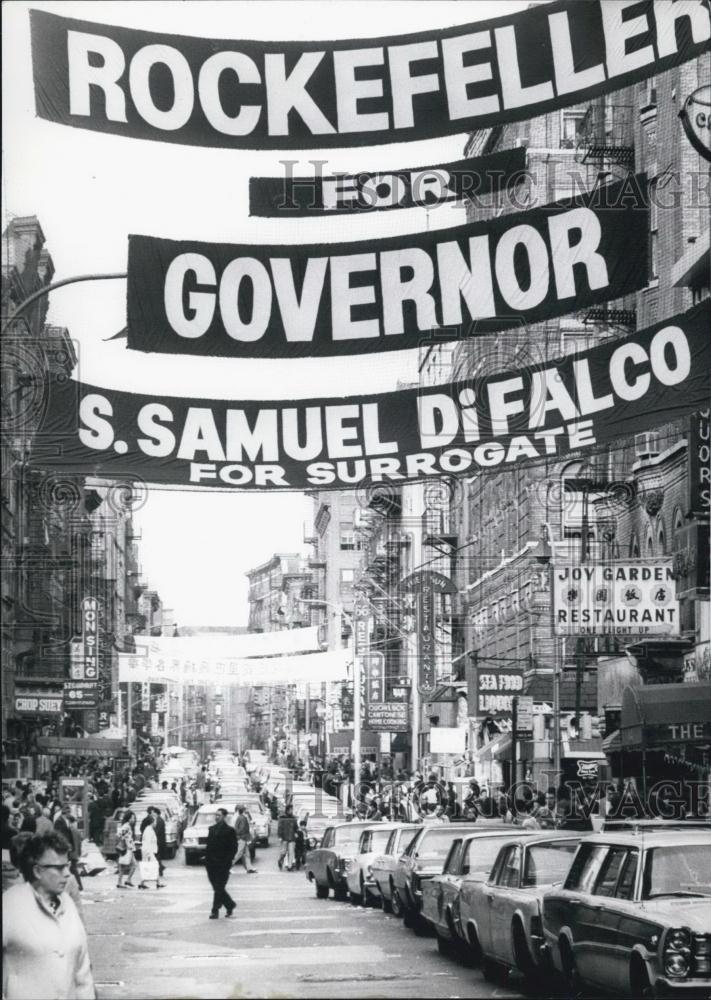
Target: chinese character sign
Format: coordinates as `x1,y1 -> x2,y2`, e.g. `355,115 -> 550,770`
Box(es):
553,561 -> 679,636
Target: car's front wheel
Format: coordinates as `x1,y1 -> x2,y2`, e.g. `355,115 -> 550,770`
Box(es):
390,884 -> 404,918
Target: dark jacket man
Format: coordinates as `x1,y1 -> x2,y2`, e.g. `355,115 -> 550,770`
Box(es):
277,812 -> 298,842
204,810 -> 237,918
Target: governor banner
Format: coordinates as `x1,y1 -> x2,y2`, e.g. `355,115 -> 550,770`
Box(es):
36,301 -> 711,491
127,176 -> 649,359
30,3 -> 710,149
248,149 -> 526,217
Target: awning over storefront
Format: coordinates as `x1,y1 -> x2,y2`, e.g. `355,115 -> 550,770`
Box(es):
621,683 -> 711,748
476,732 -> 512,761
602,730 -> 621,754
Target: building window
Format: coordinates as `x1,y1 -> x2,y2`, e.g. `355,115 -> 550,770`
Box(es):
657,519 -> 666,554
340,525 -> 361,551
340,568 -> 355,585
649,180 -> 658,282
215,703 -> 222,717
629,533 -> 640,558
561,109 -> 585,148
646,527 -> 654,556
215,724 -> 222,737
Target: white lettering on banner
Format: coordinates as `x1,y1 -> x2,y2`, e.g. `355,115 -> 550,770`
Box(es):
161,209 -> 609,344
78,323 -> 694,478
118,648 -> 349,686
57,2 -> 710,143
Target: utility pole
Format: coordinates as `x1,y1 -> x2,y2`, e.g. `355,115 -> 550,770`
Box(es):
126,682 -> 133,759
511,696 -> 518,790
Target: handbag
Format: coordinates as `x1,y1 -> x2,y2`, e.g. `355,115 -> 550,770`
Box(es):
139,854 -> 159,882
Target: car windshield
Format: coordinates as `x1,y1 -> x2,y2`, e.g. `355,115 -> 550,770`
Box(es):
642,843 -> 711,899
464,838 -> 508,877
522,843 -> 578,887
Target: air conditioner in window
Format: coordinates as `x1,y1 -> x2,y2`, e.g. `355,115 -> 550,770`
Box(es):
634,431 -> 660,461
3,760 -> 20,780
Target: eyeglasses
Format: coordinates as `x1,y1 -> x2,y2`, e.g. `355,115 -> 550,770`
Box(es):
35,863 -> 71,872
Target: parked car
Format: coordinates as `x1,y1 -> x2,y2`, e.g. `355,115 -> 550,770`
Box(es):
458,832 -> 581,981
103,805 -> 180,859
421,828 -> 517,957
297,799 -> 346,847
371,824 -> 420,913
391,823 -> 479,934
136,792 -> 188,834
345,823 -> 403,905
542,829 -> 711,998
243,749 -> 269,774
305,821 -> 377,899
183,805 -> 238,864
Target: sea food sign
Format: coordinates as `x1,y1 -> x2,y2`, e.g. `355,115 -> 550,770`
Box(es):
476,669 -> 524,716
553,561 -> 679,636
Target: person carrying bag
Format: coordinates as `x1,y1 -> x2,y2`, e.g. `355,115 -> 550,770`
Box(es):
138,815 -> 160,889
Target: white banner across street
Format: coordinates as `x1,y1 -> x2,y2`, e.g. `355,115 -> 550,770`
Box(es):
118,646 -> 349,686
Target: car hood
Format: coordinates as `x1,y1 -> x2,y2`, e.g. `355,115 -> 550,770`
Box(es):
639,897 -> 711,930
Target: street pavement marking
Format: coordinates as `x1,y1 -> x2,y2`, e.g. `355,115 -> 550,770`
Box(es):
168,944 -> 386,967
228,928 -> 360,937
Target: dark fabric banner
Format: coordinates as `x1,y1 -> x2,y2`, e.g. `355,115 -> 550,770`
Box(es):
30,2 -> 710,149
248,149 -> 526,217
37,302 -> 710,492
127,175 -> 649,359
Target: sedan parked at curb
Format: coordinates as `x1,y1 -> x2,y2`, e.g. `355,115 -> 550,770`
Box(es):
542,829 -> 711,998
421,828 -> 518,959
392,823 -> 479,934
371,824 -> 420,914
305,821 -> 380,900
459,832 -> 581,982
345,823 -> 404,906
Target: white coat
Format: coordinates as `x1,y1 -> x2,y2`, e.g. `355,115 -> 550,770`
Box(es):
2,881 -> 95,999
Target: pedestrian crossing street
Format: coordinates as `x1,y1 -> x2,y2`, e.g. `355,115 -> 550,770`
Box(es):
83,845 -> 522,999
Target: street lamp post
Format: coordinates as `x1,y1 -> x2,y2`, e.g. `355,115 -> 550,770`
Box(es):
534,523 -> 562,788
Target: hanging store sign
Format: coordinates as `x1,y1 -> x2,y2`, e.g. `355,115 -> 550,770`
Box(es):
14,689 -> 64,716
30,3 -> 710,149
400,571 -> 453,697
37,301 -> 711,492
71,597 -> 101,681
64,681 -> 99,709
365,701 -> 409,732
248,149 -> 526,217
365,653 -> 385,704
476,670 -> 524,717
126,177 -> 649,359
553,560 -> 680,636
687,409 -> 710,517
679,84 -> 711,164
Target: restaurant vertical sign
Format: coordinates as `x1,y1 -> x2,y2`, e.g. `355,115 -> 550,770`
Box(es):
400,571 -> 456,697
71,597 -> 101,681
353,593 -> 371,725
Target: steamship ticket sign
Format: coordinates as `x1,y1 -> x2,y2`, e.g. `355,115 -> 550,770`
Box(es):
553,560 -> 680,636
30,2 -> 709,149
125,177 -> 649,358
36,301 -> 711,492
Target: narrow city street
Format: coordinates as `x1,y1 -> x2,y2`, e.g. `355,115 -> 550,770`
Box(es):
82,841 -> 523,1000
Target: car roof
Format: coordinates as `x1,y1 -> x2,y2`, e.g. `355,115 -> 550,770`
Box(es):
418,824 -> 480,837
583,830 -> 711,847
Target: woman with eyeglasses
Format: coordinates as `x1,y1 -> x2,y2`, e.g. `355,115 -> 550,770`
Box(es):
2,831 -> 95,998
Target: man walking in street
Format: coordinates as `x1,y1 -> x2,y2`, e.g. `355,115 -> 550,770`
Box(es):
153,808 -> 168,887
204,808 -> 237,919
232,805 -> 256,874
277,805 -> 297,871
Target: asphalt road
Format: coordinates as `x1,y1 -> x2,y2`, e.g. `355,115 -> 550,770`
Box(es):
82,837 -> 525,1000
